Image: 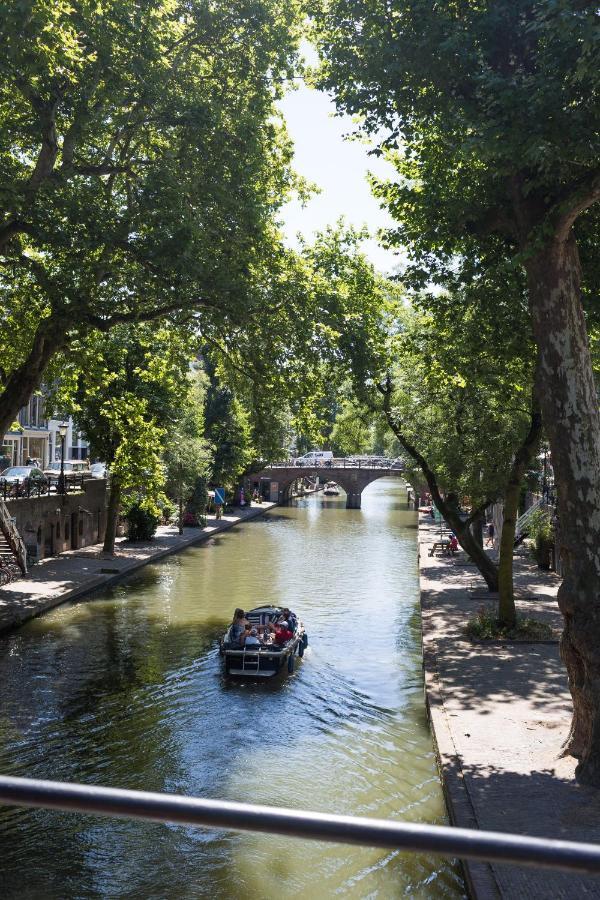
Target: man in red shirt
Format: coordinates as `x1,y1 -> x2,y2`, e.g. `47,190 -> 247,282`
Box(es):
274,621 -> 293,645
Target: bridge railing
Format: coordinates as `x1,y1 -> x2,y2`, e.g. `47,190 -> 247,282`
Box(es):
265,458 -> 405,471
0,774 -> 599,876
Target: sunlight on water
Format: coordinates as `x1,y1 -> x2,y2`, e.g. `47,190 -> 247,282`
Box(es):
0,480 -> 465,898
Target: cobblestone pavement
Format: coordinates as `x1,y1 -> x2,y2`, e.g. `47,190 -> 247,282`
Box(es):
0,503 -> 275,634
419,515 -> 600,899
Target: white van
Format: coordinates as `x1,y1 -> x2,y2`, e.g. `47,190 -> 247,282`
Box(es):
296,450 -> 334,466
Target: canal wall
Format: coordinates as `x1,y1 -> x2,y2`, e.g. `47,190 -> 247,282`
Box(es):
417,515 -> 600,898
0,502 -> 277,635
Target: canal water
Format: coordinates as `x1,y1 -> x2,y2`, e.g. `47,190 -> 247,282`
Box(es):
0,480 -> 464,898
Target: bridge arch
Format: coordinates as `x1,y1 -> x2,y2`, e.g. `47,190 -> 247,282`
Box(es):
249,466 -> 405,509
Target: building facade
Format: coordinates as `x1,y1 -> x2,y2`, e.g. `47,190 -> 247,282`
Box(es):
1,395 -> 90,469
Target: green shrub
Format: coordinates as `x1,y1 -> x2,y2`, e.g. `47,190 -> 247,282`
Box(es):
465,606 -> 553,641
187,476 -> 208,517
161,501 -> 174,522
125,503 -> 159,541
526,508 -> 554,568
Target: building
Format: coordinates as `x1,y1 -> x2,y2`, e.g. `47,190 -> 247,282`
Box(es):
1,394 -> 90,469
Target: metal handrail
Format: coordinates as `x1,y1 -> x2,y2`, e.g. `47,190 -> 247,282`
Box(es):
265,459 -> 405,471
0,774 -> 599,874
515,498 -> 547,538
0,497 -> 27,574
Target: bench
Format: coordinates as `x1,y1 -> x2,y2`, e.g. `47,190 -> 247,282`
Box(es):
429,540 -> 452,557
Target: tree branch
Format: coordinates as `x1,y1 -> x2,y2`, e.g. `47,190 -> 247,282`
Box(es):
553,169 -> 600,243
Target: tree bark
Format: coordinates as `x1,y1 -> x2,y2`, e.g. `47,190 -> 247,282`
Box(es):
525,233 -> 600,782
0,317 -> 66,439
471,512 -> 484,549
497,394 -> 543,627
103,477 -> 122,556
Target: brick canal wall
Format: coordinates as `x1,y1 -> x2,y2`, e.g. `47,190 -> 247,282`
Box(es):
5,478 -> 107,561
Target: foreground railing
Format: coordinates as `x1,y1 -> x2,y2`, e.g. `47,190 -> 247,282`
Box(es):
0,775 -> 599,875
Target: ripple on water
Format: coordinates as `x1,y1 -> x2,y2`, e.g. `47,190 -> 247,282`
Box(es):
0,482 -> 465,899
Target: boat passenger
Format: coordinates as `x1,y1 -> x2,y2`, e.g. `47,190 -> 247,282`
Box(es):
243,627 -> 262,647
282,607 -> 298,631
274,621 -> 293,646
227,608 -> 249,646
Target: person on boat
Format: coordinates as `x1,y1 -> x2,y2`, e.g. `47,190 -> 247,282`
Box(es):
227,608 -> 249,646
281,607 -> 298,632
273,621 -> 293,646
243,626 -> 261,647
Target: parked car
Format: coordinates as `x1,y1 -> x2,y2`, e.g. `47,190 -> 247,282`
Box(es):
90,462 -> 107,479
296,450 -> 334,466
43,460 -> 90,483
0,466 -> 49,495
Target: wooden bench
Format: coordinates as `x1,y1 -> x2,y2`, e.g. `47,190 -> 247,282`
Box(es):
429,540 -> 450,556
428,540 -> 459,557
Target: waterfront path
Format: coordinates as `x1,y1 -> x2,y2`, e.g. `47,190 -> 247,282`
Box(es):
0,502 -> 275,634
419,515 -> 600,898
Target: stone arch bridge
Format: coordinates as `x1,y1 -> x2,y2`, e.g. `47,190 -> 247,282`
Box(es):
247,463 -> 405,509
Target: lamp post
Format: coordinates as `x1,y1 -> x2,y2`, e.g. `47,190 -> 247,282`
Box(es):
58,422 -> 69,495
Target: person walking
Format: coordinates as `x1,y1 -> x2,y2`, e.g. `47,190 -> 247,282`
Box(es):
485,521 -> 495,547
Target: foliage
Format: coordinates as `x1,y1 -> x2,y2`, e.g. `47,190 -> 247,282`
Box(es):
0,0 -> 307,437
330,396 -> 374,457
187,477 -> 209,518
312,1 -> 600,280
527,509 -> 555,545
125,504 -> 160,543
55,323 -> 193,510
203,363 -> 255,491
465,607 -> 553,642
163,366 -> 211,506
527,508 -> 555,567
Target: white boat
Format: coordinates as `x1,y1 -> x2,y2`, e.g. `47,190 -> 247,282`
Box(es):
323,481 -> 340,496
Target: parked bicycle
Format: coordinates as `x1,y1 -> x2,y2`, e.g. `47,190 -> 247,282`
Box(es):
0,557 -> 22,585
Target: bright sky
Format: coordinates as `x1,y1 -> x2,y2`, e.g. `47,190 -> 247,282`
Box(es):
278,70 -> 402,276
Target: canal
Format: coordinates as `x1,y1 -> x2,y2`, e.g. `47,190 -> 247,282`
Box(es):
0,480 -> 464,898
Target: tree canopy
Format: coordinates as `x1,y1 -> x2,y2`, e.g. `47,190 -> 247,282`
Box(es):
0,0 -> 305,437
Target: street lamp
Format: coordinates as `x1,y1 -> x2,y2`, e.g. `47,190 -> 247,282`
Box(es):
58,422 -> 69,495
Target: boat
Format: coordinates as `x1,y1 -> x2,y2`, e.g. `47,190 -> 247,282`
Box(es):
323,481 -> 340,496
220,606 -> 308,678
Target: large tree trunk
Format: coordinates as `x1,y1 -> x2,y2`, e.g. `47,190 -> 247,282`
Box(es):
0,317 -> 66,438
453,515 -> 499,592
470,511 -> 484,548
497,394 -> 543,627
103,477 -> 122,556
525,233 -> 600,782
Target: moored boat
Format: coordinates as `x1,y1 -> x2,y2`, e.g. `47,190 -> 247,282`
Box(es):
220,606 -> 308,678
323,481 -> 340,496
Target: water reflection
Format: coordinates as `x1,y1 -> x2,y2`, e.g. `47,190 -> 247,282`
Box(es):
0,480 -> 464,898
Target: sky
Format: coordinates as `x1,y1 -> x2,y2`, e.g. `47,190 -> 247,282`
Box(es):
277,69 -> 402,276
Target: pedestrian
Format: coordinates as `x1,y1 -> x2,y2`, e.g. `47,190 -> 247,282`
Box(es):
485,521 -> 495,547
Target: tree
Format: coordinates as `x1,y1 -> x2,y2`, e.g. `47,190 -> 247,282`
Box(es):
306,225 -> 542,622
330,395 -> 373,457
313,0 -> 600,781
0,0 -> 304,438
164,367 -> 211,532
58,324 -> 192,553
204,371 -> 255,495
